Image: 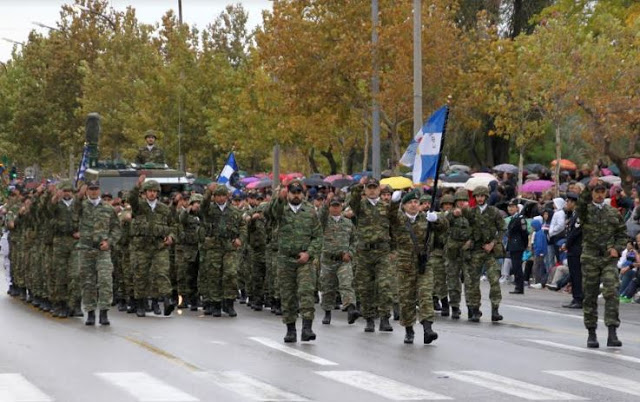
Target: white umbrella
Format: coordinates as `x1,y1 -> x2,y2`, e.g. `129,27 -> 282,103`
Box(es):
600,175 -> 621,186
440,181 -> 466,189
471,172 -> 496,179
465,175 -> 496,191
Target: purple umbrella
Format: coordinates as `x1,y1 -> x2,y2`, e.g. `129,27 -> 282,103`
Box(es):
520,180 -> 555,193
241,177 -> 259,184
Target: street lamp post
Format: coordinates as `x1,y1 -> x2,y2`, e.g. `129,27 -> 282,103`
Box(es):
371,0 -> 381,179
177,0 -> 185,171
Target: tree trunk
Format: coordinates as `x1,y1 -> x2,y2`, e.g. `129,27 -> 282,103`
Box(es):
346,146 -> 357,174
320,147 -> 338,175
308,148 -> 320,173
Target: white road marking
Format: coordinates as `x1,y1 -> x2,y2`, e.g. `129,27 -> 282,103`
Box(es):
434,370 -> 585,400
208,340 -> 228,345
0,374 -> 52,402
546,371 -> 640,397
198,371 -> 309,401
95,372 -> 198,401
503,304 -> 583,320
249,337 -> 338,366
316,370 -> 452,400
526,339 -> 640,364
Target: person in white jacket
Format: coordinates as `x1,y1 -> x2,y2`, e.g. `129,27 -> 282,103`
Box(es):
548,197 -> 566,264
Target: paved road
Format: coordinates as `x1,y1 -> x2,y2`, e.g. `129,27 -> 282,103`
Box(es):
2,281 -> 640,402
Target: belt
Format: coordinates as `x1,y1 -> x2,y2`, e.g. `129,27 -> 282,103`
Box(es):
360,242 -> 388,251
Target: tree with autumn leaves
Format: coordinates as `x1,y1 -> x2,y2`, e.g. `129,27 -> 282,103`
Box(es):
0,0 -> 638,178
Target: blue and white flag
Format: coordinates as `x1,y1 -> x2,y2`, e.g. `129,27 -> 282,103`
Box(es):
75,144 -> 89,186
399,130 -> 423,167
412,106 -> 448,184
218,152 -> 238,188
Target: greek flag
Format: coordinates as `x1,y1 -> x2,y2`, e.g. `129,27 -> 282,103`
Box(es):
218,152 -> 238,187
75,144 -> 89,186
412,106 -> 448,184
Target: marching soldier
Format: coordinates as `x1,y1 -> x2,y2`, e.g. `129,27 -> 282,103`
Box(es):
177,193 -> 203,311
246,198 -> 268,310
135,130 -> 166,165
433,193 -> 454,316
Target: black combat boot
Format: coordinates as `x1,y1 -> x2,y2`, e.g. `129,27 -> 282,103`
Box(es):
203,302 -> 213,315
212,301 -> 222,317
274,299 -> 282,316
301,319 -> 316,341
392,303 -> 400,321
491,306 -> 503,322
422,320 -> 438,344
136,299 -> 146,317
347,304 -> 361,324
126,297 -> 136,314
364,318 -> 375,333
117,298 -> 127,312
470,307 -> 481,323
404,326 -> 415,344
322,310 -> 331,325
42,299 -> 51,312
607,326 -> 622,347
151,298 -> 161,315
58,302 -> 69,319
440,298 -> 450,317
335,294 -> 342,310
19,287 -> 27,301
587,328 -> 599,348
433,296 -> 442,311
164,298 -> 176,316
51,302 -> 61,318
85,310 -> 96,326
99,309 -> 110,325
225,299 -> 237,317
190,295 -> 199,311
239,289 -> 247,304
284,322 -> 297,343
451,306 -> 461,320
379,316 -> 393,332
72,301 -> 84,317
253,298 -> 263,311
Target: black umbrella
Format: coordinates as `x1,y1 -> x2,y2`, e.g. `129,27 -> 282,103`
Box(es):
254,179 -> 273,189
442,172 -> 470,183
525,163 -> 544,173
331,178 -> 355,188
309,173 -> 325,179
303,177 -> 330,187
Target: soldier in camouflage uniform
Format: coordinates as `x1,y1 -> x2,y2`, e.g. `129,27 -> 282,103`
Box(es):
76,180 -> 122,325
444,189 -> 473,320
4,190 -> 24,299
199,184 -> 244,317
117,205 -> 135,313
468,186 -> 504,322
381,185 -> 399,320
270,180 -> 322,343
128,175 -> 177,317
135,130 -> 166,165
46,180 -> 79,318
177,193 -> 202,311
237,192 -> 253,305
431,194 -> 452,317
264,202 -> 283,315
577,179 -> 627,348
349,176 -> 396,333
390,191 -> 447,344
318,195 -> 360,325
245,197 -> 268,310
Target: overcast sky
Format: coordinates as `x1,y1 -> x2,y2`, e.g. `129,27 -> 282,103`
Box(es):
0,0 -> 272,62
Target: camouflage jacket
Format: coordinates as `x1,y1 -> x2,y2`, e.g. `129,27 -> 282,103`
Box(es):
135,146 -> 165,165
46,197 -> 79,237
348,185 -> 397,248
577,186 -> 627,256
200,190 -> 244,249
318,205 -> 356,259
390,211 -> 448,263
246,203 -> 267,251
269,198 -> 322,260
469,204 -> 504,253
76,199 -> 122,250
128,185 -> 176,241
178,207 -> 201,246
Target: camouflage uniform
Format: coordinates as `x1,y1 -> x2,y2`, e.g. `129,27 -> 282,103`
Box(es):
264,208 -> 282,314
468,187 -> 504,321
177,195 -> 202,308
128,181 -> 176,314
199,187 -> 243,315
577,184 -> 627,340
348,180 -> 395,327
444,192 -> 473,318
135,131 -> 166,165
246,202 -> 268,309
117,209 -> 134,311
76,196 -> 121,312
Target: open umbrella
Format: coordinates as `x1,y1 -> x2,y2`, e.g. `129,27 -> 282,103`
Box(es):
247,179 -> 273,189
627,158 -> 640,169
524,163 -> 544,173
380,176 -> 413,190
240,177 -> 259,184
331,178 -> 355,188
551,159 -> 577,170
520,180 -> 555,192
303,177 -> 330,187
309,173 -> 325,179
471,172 -> 496,179
441,172 -> 470,183
600,175 -> 622,186
493,163 -> 518,174
448,164 -> 470,172
440,181 -> 466,189
464,176 -> 495,191
325,174 -> 352,183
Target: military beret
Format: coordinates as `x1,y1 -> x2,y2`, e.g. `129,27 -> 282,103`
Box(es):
420,194 -> 432,203
213,186 -> 230,196
364,176 -> 379,187
287,179 -> 304,192
87,179 -> 100,189
330,197 -> 343,206
402,191 -> 419,204
566,192 -> 579,201
144,130 -> 157,139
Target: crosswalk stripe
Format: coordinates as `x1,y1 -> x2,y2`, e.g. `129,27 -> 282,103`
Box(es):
316,370 -> 452,400
526,339 -> 640,365
0,374 -> 52,402
434,371 -> 586,400
249,337 -> 338,366
197,371 -> 309,401
95,372 -> 199,402
546,371 -> 640,397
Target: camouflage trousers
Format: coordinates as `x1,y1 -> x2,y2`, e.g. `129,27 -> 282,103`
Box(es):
266,247 -> 280,301
445,252 -> 471,308
430,253 -> 447,300
397,258 -> 435,326
277,254 -> 316,324
199,245 -> 238,303
468,251 -> 502,308
131,239 -> 172,299
44,243 -> 54,299
355,249 -> 393,319
581,254 -> 620,328
79,248 -> 113,311
169,244 -> 177,295
119,247 -> 133,300
176,245 -> 199,299
250,248 -> 266,304
51,236 -> 77,303
320,259 -> 356,311
111,247 -> 124,301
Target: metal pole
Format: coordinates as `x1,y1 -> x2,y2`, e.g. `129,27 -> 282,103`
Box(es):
371,0 -> 381,179
413,0 -> 422,137
273,143 -> 280,190
177,0 -> 185,171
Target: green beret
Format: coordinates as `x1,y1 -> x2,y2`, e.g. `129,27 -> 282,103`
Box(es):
402,191 -> 419,204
